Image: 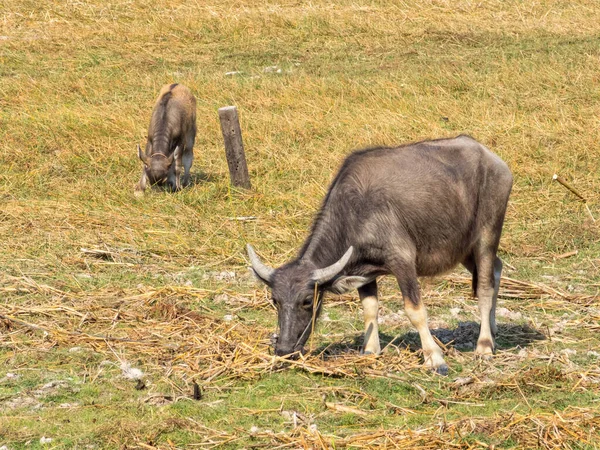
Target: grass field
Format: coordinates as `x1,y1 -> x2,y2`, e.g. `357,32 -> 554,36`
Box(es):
1,0 -> 599,448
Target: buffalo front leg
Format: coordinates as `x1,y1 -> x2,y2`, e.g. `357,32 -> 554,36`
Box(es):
397,272 -> 447,375
358,280 -> 380,355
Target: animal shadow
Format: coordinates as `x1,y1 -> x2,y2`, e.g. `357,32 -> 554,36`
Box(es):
188,171 -> 218,185
382,321 -> 546,353
314,322 -> 546,359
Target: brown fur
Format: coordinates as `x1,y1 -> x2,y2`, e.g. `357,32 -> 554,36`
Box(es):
135,84 -> 197,194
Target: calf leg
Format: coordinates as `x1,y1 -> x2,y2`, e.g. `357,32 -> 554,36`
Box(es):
135,171 -> 148,196
167,147 -> 183,192
396,268 -> 447,374
174,149 -> 183,191
181,148 -> 194,187
358,280 -> 380,355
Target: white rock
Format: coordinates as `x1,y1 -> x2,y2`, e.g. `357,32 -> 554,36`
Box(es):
450,307 -> 461,318
263,65 -> 281,73
120,362 -> 144,380
587,350 -> 600,358
40,437 -> 53,444
496,307 -> 522,320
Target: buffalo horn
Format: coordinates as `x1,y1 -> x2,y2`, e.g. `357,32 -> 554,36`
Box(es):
247,244 -> 275,283
311,246 -> 354,285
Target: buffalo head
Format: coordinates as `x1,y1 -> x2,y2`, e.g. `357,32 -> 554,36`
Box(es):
137,144 -> 180,191
247,245 -> 369,357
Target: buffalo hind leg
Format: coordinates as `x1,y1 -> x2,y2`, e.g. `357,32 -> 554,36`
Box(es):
464,252 -> 501,339
474,250 -> 502,357
490,257 -> 502,336
396,268 -> 447,374
462,253 -> 478,299
358,280 -> 380,355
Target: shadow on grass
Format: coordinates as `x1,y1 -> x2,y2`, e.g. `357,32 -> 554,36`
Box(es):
188,171 -> 219,185
315,322 -> 546,358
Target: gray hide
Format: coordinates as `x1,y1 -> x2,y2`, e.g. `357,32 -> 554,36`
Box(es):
248,135 -> 513,374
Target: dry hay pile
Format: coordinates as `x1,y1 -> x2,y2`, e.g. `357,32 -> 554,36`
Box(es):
1,273 -> 599,448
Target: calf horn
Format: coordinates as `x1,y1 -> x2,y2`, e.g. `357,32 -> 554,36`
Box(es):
137,144 -> 149,165
247,244 -> 275,284
311,246 -> 354,285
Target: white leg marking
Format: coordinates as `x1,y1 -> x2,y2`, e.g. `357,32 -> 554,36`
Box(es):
490,257 -> 502,336
475,257 -> 496,357
404,299 -> 447,372
361,294 -> 380,354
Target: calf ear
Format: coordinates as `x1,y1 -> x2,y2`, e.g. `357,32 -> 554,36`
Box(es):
329,276 -> 370,294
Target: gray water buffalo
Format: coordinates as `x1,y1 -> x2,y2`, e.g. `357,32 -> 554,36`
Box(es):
247,135 -> 512,374
135,83 -> 196,195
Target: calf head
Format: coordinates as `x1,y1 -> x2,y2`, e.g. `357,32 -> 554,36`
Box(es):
137,144 -> 180,190
247,245 -> 367,357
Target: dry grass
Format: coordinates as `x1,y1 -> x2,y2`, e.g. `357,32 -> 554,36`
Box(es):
1,0 -> 600,448
2,269 -> 599,447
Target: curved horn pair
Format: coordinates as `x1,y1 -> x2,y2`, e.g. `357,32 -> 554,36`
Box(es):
246,245 -> 354,287
137,145 -> 179,165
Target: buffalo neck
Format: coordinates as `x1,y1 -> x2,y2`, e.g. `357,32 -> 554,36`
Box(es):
297,209 -> 350,271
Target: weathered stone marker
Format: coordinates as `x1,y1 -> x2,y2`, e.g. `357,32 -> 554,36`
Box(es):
218,106 -> 251,189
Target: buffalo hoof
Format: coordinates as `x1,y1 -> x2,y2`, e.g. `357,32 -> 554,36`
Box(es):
434,364 -> 449,376
475,353 -> 494,361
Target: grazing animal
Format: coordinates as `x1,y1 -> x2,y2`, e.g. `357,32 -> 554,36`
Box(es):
135,83 -> 196,194
247,135 -> 512,374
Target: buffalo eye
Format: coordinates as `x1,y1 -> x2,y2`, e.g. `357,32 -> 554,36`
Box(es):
301,296 -> 314,309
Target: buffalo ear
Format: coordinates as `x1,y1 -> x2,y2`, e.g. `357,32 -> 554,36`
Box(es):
137,144 -> 148,165
328,276 -> 371,294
